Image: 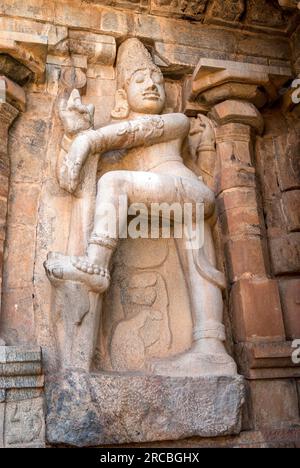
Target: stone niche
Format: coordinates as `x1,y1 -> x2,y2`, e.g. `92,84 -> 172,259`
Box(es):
40,37 -> 244,446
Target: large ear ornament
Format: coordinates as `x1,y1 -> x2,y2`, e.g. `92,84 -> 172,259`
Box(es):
111,89 -> 130,120
87,104 -> 95,124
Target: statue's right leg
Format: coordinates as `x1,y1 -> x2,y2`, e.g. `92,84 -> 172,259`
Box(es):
45,170 -> 179,292
43,170 -> 124,293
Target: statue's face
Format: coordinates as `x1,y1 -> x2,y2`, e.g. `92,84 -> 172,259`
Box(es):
126,68 -> 166,114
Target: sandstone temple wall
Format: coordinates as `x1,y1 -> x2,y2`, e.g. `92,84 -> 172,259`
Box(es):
0,0 -> 299,448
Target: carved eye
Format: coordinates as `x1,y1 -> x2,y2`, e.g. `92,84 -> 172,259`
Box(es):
135,72 -> 145,83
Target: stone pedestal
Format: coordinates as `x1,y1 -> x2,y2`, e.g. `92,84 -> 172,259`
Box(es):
46,371 -> 245,447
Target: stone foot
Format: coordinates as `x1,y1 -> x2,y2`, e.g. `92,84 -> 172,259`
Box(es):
44,252 -> 110,293
147,349 -> 237,377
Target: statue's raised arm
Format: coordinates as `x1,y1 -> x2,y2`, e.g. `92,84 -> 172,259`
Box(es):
59,89 -> 95,138
59,104 -> 190,193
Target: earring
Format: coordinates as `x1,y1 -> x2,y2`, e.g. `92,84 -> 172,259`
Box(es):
111,89 -> 130,120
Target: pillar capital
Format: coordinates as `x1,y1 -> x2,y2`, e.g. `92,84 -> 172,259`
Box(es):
210,100 -> 264,135
0,30 -> 48,83
0,100 -> 19,129
185,58 -> 292,112
0,76 -> 25,115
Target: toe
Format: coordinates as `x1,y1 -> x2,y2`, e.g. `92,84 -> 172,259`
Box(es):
43,262 -> 50,276
52,268 -> 63,279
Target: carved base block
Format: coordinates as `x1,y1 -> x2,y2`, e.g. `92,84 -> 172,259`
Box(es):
0,346 -> 45,448
46,371 -> 245,446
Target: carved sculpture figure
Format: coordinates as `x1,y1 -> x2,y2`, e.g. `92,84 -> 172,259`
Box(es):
44,38 -> 237,377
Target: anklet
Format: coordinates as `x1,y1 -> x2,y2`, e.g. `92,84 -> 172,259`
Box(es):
71,257 -> 110,279
89,233 -> 118,251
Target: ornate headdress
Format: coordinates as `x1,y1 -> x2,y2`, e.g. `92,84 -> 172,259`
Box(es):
116,38 -> 162,89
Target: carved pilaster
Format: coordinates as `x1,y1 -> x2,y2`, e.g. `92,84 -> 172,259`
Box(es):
0,78 -> 22,344
0,27 -> 48,346
191,58 -> 300,379
0,26 -> 55,446
211,101 -> 285,336
214,104 -> 300,379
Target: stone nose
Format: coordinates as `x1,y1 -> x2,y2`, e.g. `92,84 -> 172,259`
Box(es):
145,77 -> 158,91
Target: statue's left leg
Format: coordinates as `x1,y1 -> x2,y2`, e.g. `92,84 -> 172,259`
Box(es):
148,222 -> 237,377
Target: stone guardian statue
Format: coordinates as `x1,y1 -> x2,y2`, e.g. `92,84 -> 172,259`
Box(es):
44,38 -> 237,377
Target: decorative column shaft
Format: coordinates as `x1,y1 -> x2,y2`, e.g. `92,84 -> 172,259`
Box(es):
211,100 -> 286,344
185,58 -> 300,378
0,77 -> 20,339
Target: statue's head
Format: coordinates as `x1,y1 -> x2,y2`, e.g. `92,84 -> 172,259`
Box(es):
111,39 -> 166,119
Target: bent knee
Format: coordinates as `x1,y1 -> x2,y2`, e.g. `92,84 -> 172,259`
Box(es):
97,171 -> 131,191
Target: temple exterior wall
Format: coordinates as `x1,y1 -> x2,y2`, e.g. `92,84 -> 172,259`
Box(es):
0,0 -> 299,448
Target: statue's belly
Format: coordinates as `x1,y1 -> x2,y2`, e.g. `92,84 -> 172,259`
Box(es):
151,160 -> 199,181
100,148 -> 199,183
127,150 -> 183,172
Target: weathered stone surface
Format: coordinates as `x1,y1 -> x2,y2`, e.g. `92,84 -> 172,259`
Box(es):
200,83 -> 267,109
281,190 -> 300,232
1,0 -> 299,450
225,239 -> 267,282
0,54 -> 32,86
0,92 -> 20,343
0,362 -> 42,376
211,100 -> 264,134
0,346 -> 41,364
236,341 -> 300,379
0,0 -> 296,51
0,374 -> 44,389
4,397 -> 45,448
220,205 -> 261,238
0,346 -> 45,447
0,76 -> 26,111
256,116 -> 300,281
270,234 -> 300,275
246,0 -> 287,28
151,0 -> 209,19
191,58 -> 291,105
249,379 -> 300,429
46,371 -> 245,446
279,279 -> 300,340
275,131 -> 300,192
230,278 -> 285,343
0,30 -> 48,83
207,0 -> 245,23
